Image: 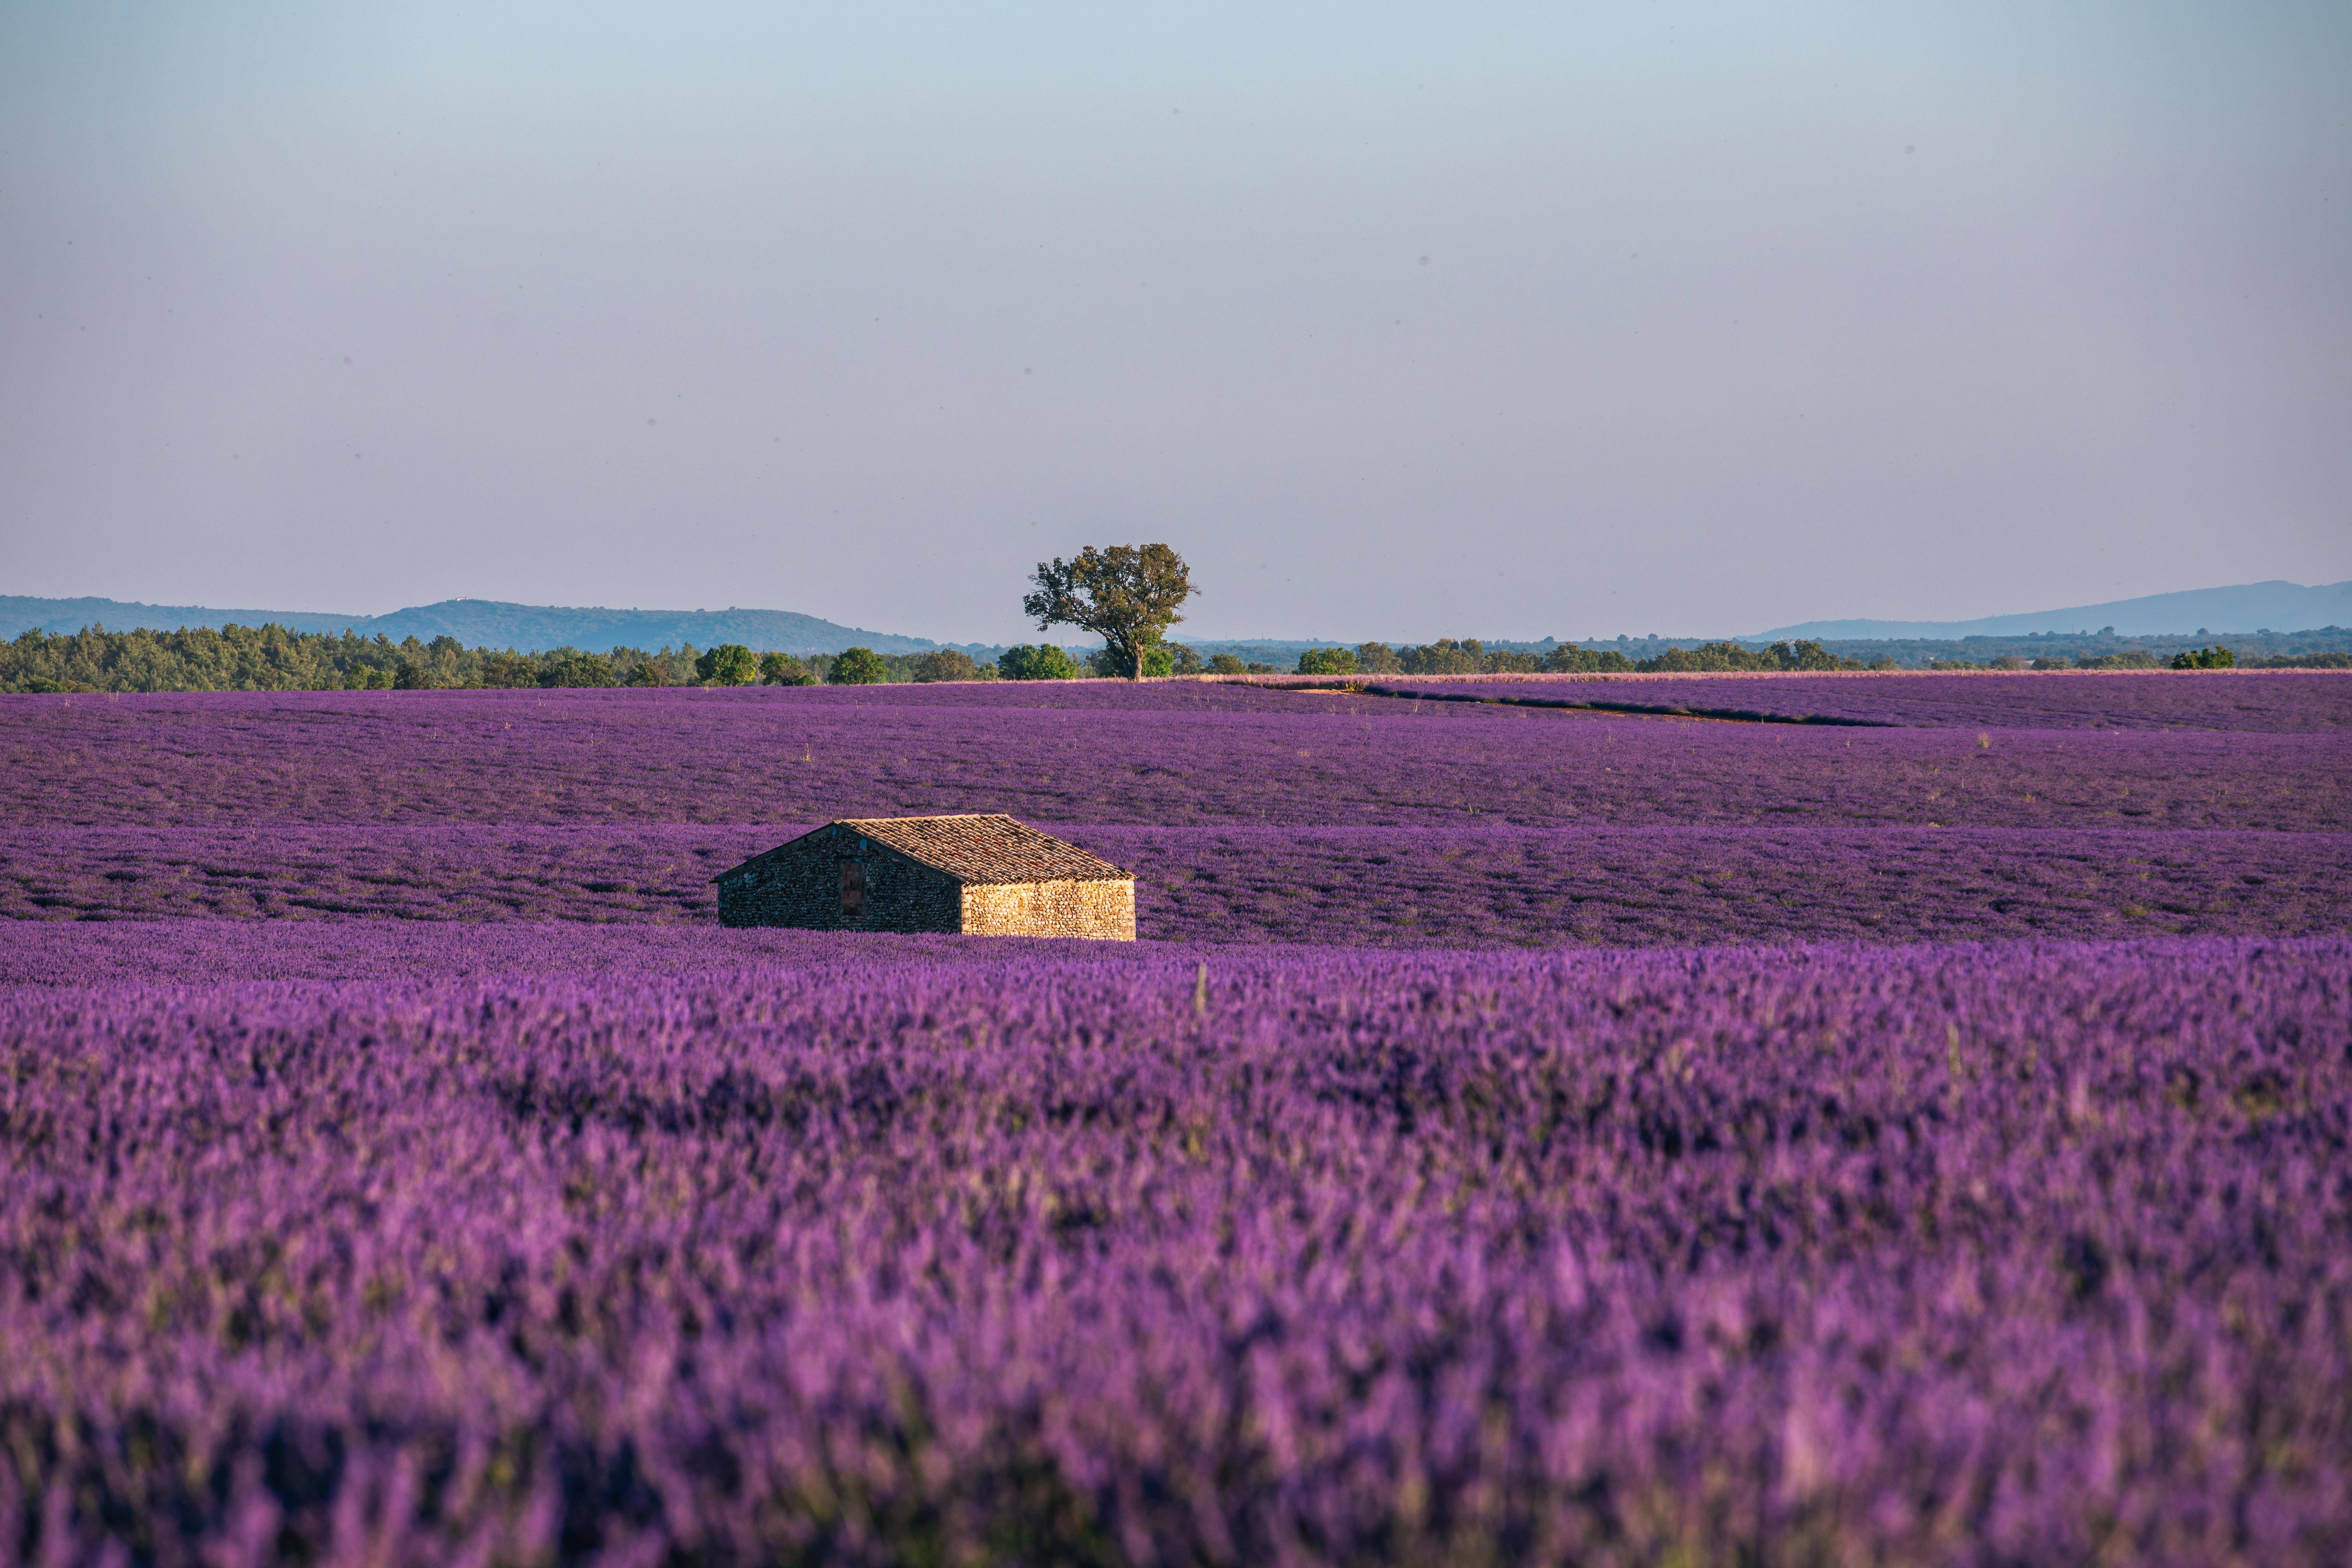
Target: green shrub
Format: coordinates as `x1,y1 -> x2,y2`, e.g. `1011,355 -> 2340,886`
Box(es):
1296,647 -> 1358,675
2171,646 -> 2236,670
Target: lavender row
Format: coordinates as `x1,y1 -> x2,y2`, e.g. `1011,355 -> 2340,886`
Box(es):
7,688 -> 2344,832
7,823 -> 2345,947
1118,824 -> 2352,948
0,917 -> 1033,987
14,667 -> 2352,729
4,937 -> 2348,1564
1350,668 -> 2352,730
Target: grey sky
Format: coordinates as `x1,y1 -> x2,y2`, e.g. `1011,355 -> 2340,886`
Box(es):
3,2 -> 2346,643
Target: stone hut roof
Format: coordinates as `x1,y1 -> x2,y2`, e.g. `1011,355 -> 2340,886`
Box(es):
716,814 -> 1132,886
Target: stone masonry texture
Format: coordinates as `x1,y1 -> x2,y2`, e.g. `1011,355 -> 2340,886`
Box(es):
962,878 -> 1138,939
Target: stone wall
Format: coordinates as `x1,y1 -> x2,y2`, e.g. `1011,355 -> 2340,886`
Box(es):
716,824 -> 962,933
961,878 -> 1137,940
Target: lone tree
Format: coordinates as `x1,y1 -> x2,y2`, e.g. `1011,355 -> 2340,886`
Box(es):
1023,544 -> 1196,681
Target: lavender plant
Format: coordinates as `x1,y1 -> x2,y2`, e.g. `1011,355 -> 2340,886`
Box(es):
2,937 -> 2348,1564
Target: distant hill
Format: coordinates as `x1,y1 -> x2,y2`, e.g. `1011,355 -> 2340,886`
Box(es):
1748,580 -> 2352,641
0,597 -> 946,656
13,576 -> 2347,660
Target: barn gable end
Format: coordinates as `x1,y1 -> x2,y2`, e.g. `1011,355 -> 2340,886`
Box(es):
962,879 -> 1136,939
713,822 -> 964,933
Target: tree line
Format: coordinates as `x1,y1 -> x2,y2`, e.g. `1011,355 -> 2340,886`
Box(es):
1293,638 -> 2339,676
0,623 -> 1224,694
0,625 -> 1030,694
1291,638 -> 1891,677
9,603 -> 2335,695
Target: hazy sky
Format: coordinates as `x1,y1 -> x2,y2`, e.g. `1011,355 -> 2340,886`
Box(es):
4,2 -> 2347,642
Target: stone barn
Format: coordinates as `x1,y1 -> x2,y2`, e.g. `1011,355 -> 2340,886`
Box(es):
713,814 -> 1136,939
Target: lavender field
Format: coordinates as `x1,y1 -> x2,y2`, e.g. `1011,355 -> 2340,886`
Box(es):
6,938 -> 2350,1564
5,823 -> 2347,947
1347,667 -> 2352,731
4,686 -> 2346,832
5,675 -> 2350,1564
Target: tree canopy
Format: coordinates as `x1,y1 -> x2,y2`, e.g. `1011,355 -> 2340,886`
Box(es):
997,644 -> 1078,681
695,644 -> 760,686
828,646 -> 890,685
910,649 -> 982,683
1023,544 -> 1195,680
540,650 -> 618,688
1088,644 -> 1177,678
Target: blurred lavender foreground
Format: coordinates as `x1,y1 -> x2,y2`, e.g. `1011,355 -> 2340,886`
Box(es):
4,675 -> 2350,1563
1,938 -> 2347,1563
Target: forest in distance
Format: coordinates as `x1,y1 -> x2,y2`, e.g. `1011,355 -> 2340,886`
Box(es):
6,619 -> 2349,693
